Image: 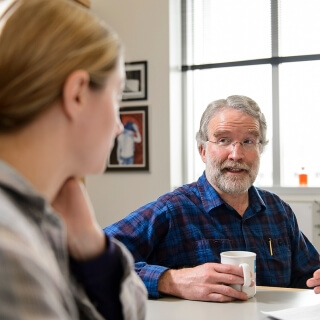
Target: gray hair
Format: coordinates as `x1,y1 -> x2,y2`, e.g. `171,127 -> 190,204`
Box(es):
195,95 -> 269,153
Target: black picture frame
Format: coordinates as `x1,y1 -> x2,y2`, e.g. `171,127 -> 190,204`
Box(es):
106,106 -> 149,171
122,61 -> 148,101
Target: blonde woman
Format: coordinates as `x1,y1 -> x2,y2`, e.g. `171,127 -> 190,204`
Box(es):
0,0 -> 146,319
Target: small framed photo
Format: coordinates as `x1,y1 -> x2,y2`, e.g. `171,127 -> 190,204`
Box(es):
122,61 -> 148,101
106,106 -> 149,171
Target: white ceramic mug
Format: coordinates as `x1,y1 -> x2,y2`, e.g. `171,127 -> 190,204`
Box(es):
220,251 -> 256,298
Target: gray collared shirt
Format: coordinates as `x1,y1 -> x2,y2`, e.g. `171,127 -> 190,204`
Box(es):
0,160 -> 146,320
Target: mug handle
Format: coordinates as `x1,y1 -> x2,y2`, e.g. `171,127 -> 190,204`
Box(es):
239,263 -> 251,287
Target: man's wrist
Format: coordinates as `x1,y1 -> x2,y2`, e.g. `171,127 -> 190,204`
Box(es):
158,269 -> 179,296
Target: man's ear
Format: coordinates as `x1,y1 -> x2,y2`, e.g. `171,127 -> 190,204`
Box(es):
199,144 -> 207,163
62,70 -> 90,121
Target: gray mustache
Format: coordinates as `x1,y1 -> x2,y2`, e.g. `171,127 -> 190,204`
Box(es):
221,162 -> 250,171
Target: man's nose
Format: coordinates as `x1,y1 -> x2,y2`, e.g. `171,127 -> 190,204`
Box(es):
228,142 -> 245,160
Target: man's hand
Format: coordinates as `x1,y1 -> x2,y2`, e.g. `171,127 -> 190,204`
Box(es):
158,262 -> 250,302
306,269 -> 320,294
52,178 -> 105,261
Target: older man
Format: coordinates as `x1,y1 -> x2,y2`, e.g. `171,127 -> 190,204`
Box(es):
104,95 -> 320,302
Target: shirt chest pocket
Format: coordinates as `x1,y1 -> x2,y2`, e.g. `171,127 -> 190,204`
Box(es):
257,237 -> 292,286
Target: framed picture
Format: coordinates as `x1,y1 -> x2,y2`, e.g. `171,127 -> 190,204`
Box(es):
122,61 -> 147,101
106,106 -> 149,171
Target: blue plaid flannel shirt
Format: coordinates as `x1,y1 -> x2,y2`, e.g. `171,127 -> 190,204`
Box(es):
105,172 -> 320,298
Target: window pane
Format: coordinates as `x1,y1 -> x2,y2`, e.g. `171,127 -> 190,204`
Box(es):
185,0 -> 271,65
279,0 -> 320,56
279,61 -> 320,187
187,65 -> 273,186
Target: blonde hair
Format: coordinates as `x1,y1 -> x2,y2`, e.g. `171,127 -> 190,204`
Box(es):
0,0 -> 122,131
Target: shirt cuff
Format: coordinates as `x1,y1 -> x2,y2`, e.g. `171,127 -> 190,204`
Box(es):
136,263 -> 168,298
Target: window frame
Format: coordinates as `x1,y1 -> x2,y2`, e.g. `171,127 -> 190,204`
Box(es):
181,0 -> 320,187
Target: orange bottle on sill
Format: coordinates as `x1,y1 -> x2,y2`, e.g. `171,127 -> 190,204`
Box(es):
299,167 -> 308,187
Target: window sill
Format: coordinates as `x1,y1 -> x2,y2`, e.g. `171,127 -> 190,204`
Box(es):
260,186 -> 320,202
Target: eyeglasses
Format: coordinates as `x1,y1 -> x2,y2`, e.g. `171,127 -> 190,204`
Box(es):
207,138 -> 261,152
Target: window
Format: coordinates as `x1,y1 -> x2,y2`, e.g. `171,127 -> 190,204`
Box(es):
182,0 -> 320,187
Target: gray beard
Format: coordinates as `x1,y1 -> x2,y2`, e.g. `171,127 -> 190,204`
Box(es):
206,159 -> 260,194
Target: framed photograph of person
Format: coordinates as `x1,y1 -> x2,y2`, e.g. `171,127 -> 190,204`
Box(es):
122,61 -> 148,101
106,106 -> 149,171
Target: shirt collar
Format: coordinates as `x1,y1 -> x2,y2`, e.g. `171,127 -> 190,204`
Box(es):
248,186 -> 267,212
0,160 -> 53,222
197,172 -> 224,212
197,171 -> 266,213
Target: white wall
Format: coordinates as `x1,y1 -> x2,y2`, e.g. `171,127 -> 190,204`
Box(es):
86,0 -> 182,227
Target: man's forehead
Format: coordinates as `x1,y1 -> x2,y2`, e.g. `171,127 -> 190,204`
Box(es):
209,110 -> 260,135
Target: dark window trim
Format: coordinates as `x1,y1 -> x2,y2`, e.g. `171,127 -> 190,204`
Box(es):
181,54 -> 320,72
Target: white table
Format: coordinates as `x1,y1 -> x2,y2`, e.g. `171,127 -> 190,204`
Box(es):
146,287 -> 320,320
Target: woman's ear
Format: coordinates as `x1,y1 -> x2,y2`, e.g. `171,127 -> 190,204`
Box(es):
62,70 -> 90,121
